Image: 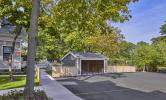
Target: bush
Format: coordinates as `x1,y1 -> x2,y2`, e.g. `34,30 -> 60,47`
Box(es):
0,90 -> 52,100
21,67 -> 27,73
157,67 -> 166,73
45,67 -> 52,76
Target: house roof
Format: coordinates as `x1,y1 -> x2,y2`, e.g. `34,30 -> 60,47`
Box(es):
0,19 -> 25,35
61,52 -> 108,60
0,19 -> 15,34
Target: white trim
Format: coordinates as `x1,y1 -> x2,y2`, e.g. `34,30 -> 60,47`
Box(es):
104,60 -> 105,73
80,59 -> 82,75
61,52 -> 77,61
80,58 -> 106,60
105,59 -> 108,73
61,52 -> 109,61
76,58 -> 79,75
0,45 -> 3,61
104,60 -> 107,73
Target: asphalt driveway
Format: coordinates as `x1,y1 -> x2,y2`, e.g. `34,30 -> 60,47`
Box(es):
57,72 -> 166,100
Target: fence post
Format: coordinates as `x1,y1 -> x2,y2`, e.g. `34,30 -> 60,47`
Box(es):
36,66 -> 41,85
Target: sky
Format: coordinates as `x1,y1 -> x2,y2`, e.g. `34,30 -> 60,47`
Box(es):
112,0 -> 166,44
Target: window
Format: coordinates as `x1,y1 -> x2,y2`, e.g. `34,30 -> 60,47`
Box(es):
3,46 -> 12,61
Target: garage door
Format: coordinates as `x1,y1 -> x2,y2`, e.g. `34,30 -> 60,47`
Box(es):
81,60 -> 104,75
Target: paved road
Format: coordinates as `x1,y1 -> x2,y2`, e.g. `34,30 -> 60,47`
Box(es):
58,72 -> 166,100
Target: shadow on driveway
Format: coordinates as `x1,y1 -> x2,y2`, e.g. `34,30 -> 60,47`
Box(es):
57,74 -> 166,100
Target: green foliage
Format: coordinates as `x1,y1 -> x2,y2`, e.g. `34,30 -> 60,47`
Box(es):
0,0 -> 142,67
149,20 -> 166,70
84,27 -> 123,57
134,24 -> 166,71
21,45 -> 27,61
152,41 -> 166,67
0,0 -> 31,30
112,41 -> 136,65
0,90 -> 50,100
0,0 -> 56,60
36,29 -> 66,60
151,36 -> 166,43
134,42 -> 156,71
160,21 -> 166,35
0,0 -> 53,29
36,0 -> 137,60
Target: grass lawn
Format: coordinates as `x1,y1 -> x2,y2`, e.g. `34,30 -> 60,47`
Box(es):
0,76 -> 39,90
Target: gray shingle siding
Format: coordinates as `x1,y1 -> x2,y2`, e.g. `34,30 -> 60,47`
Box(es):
61,54 -> 76,67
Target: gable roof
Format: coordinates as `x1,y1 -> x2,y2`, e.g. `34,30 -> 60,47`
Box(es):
0,19 -> 15,34
0,19 -> 24,35
61,52 -> 108,61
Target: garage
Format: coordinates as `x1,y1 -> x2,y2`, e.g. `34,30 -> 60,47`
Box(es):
81,60 -> 104,74
61,52 -> 108,76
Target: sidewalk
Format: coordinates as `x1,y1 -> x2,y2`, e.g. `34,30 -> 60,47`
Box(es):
41,70 -> 83,100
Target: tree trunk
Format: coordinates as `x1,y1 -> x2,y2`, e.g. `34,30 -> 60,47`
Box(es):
25,0 -> 40,99
9,25 -> 22,81
8,56 -> 13,81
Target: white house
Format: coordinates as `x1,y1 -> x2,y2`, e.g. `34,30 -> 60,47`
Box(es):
0,19 -> 21,70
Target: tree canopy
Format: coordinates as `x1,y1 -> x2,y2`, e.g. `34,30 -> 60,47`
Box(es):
36,0 -> 137,60
160,21 -> 166,35
1,0 -> 165,72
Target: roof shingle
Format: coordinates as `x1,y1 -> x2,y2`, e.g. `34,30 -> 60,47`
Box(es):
72,52 -> 107,59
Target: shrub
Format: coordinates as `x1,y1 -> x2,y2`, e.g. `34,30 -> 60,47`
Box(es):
0,90 -> 52,100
